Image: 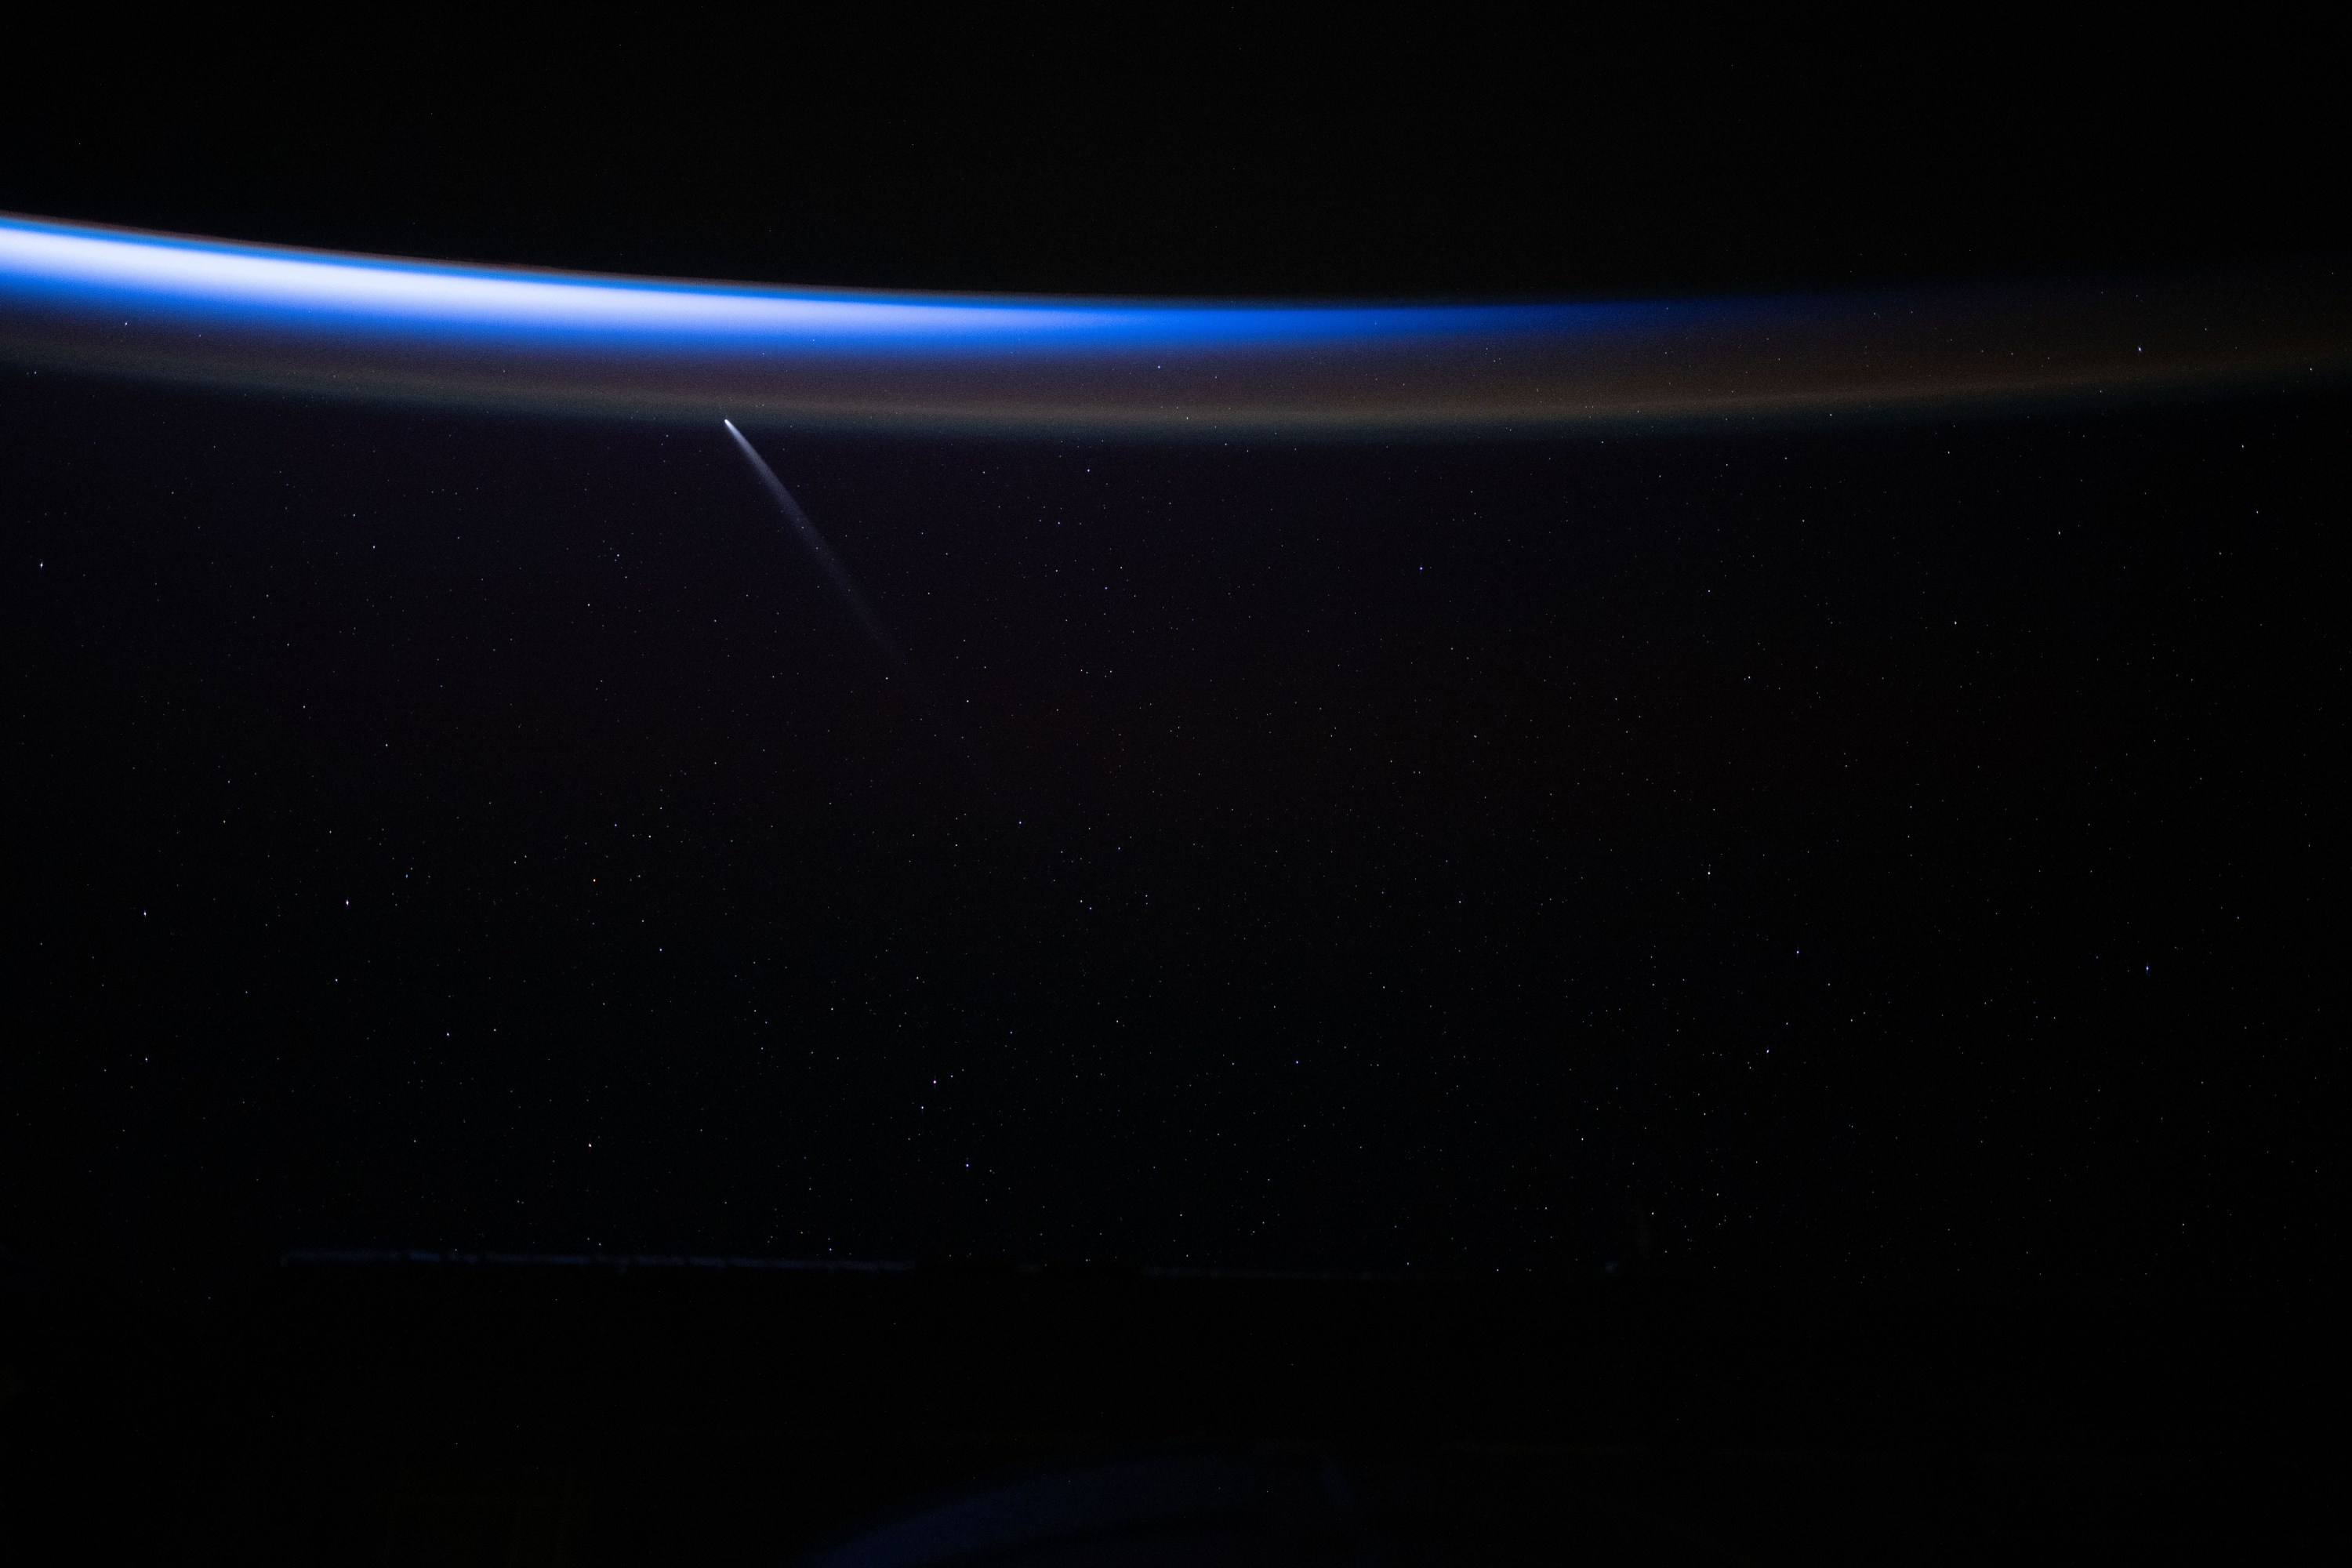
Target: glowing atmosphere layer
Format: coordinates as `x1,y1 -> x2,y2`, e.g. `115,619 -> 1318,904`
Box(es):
2,213 -> 2344,433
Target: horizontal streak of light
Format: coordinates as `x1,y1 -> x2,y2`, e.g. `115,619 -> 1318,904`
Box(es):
4,212 -> 2346,433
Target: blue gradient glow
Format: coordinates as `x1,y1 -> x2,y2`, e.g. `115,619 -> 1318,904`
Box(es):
0,213 -> 1605,354
4,212 -> 2339,433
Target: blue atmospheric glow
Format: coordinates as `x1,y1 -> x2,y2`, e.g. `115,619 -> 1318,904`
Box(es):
0,213 -> 1613,355
11,212 -> 2317,433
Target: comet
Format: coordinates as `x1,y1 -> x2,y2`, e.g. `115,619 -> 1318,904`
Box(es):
720,418 -> 1006,806
722,418 -> 910,678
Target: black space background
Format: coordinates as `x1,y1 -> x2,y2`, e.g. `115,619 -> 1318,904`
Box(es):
2,19 -> 2345,1285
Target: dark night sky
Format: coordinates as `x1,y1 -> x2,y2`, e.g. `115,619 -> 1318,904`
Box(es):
3,20 -> 2345,1283
4,18 -> 2345,299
